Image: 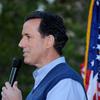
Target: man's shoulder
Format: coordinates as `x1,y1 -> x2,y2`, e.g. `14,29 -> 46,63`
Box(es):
47,78 -> 87,100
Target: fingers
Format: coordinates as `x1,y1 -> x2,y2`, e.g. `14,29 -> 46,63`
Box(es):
5,82 -> 11,89
2,87 -> 6,92
2,81 -> 19,91
2,86 -> 7,97
1,83 -> 9,99
1,81 -> 22,100
1,87 -> 8,100
4,81 -> 18,90
1,91 -> 6,100
1,82 -> 12,99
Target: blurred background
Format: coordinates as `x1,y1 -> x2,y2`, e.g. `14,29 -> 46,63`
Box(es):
0,0 -> 90,98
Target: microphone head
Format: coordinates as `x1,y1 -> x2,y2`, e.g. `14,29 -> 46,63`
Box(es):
11,57 -> 22,68
9,57 -> 22,86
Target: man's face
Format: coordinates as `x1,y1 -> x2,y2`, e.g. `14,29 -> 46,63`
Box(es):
19,19 -> 48,67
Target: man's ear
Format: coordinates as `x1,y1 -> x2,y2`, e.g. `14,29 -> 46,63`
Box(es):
45,35 -> 55,48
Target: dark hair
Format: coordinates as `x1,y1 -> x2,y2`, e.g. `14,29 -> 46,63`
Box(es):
24,11 -> 68,55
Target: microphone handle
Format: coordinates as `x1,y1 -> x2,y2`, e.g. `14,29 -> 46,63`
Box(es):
9,67 -> 17,86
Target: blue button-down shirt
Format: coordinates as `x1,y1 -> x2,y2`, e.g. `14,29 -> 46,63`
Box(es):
32,57 -> 86,100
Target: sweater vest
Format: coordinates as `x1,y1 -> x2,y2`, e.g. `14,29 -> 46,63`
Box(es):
26,63 -> 87,100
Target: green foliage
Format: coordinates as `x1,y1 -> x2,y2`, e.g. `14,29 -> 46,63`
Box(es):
0,0 -> 90,98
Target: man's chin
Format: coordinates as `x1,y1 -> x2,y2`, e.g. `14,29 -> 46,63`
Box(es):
23,58 -> 34,66
24,58 -> 30,64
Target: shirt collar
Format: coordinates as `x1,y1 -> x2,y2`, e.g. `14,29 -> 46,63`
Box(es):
32,56 -> 66,89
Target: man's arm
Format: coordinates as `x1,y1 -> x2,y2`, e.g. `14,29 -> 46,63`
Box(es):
1,82 -> 22,100
47,79 -> 86,100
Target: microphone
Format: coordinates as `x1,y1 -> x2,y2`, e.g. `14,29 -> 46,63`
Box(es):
9,58 -> 22,86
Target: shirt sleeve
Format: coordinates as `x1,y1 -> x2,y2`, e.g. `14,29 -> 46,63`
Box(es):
46,79 -> 86,100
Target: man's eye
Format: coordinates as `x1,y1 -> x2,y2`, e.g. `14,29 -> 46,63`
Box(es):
27,35 -> 31,39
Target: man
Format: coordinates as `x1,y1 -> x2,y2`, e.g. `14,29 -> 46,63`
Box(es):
1,11 -> 87,100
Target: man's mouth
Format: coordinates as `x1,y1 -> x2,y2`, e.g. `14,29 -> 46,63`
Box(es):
23,51 -> 29,57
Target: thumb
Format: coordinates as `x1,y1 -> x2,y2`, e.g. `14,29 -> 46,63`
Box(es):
13,81 -> 18,89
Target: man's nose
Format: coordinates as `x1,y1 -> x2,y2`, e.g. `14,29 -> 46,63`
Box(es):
18,38 -> 24,48
18,39 -> 22,48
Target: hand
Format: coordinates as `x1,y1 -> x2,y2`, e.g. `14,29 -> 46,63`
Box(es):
1,81 -> 22,100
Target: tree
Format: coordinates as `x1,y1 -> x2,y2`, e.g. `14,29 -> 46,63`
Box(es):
0,0 -> 90,98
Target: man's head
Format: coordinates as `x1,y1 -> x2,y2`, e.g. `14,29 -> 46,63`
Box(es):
24,11 -> 68,55
19,11 -> 68,67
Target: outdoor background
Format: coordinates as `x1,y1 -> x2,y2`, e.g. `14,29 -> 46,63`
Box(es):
0,0 -> 90,99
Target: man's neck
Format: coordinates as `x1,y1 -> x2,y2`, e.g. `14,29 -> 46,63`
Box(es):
35,50 -> 60,68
